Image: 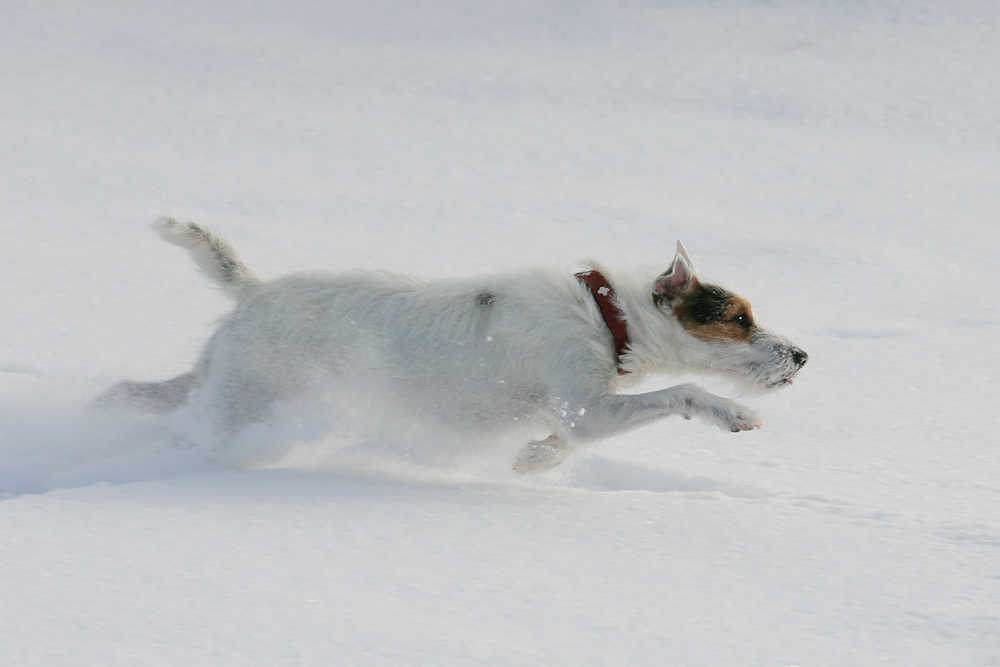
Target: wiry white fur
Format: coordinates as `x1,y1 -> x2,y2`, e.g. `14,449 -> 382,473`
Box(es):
153,217 -> 262,298
103,220 -> 806,474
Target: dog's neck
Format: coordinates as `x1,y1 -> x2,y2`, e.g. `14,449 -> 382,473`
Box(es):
575,269 -> 631,375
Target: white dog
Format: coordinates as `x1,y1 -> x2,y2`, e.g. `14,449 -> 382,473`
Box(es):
100,218 -> 807,473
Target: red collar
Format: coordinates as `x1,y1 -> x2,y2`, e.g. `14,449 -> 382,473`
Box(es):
575,269 -> 631,375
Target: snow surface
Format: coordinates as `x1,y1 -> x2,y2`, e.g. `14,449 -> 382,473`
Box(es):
3,0 -> 1000,664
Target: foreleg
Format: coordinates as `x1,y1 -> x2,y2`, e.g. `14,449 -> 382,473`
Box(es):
513,384 -> 760,475
565,383 -> 760,442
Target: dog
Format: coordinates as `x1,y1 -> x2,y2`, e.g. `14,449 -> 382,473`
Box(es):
99,218 -> 807,473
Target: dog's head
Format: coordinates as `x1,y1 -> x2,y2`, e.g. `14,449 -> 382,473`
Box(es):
651,241 -> 807,390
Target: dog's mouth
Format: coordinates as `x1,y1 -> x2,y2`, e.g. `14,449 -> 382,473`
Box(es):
739,340 -> 807,392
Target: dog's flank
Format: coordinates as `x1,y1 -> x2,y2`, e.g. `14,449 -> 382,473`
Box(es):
99,219 -> 807,473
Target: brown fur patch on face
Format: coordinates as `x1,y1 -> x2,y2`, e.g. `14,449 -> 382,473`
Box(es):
673,283 -> 756,343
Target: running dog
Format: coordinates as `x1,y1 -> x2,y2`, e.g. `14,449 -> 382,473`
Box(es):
99,218 -> 807,473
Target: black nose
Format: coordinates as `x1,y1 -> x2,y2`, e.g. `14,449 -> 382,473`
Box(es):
790,347 -> 808,367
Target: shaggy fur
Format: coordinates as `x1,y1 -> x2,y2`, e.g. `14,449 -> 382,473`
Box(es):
99,218 -> 807,473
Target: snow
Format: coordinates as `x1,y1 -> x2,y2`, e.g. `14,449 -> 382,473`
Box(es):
2,0 -> 1000,664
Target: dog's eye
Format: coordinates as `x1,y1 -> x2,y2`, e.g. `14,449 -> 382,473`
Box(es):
732,313 -> 752,329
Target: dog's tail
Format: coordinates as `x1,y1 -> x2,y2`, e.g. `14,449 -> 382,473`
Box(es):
153,217 -> 263,299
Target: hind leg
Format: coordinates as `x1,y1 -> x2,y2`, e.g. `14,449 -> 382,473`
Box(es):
95,372 -> 198,413
195,371 -> 284,444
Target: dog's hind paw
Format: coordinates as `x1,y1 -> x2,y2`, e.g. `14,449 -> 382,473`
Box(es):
92,373 -> 198,414
513,433 -> 572,475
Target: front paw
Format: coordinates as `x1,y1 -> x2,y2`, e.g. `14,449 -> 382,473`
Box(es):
706,397 -> 761,433
513,434 -> 572,475
673,385 -> 761,433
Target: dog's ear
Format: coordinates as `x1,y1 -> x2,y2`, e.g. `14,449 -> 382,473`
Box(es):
654,240 -> 698,308
675,239 -> 695,268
